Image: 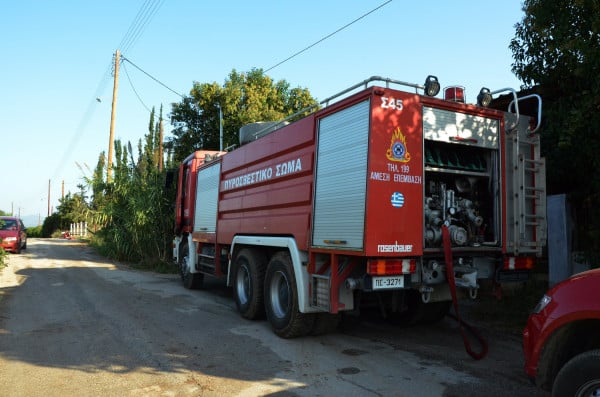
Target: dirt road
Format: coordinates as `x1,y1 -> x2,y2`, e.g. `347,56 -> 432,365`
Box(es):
0,239 -> 547,396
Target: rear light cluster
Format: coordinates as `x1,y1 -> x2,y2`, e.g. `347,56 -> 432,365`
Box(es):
503,256 -> 535,270
368,259 -> 416,275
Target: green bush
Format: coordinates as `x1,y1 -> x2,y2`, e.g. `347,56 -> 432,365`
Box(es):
42,213 -> 66,237
26,225 -> 43,238
0,247 -> 6,269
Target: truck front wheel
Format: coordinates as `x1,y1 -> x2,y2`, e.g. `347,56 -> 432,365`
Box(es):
264,252 -> 314,338
179,242 -> 203,289
232,248 -> 266,320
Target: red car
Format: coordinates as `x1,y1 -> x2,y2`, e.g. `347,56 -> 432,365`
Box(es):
0,216 -> 27,253
523,268 -> 600,396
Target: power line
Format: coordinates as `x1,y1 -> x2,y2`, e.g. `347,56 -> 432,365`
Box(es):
122,61 -> 152,113
264,0 -> 393,73
119,1 -> 393,112
50,65 -> 112,185
119,0 -> 165,54
121,55 -> 185,98
49,0 -> 165,196
118,2 -> 395,139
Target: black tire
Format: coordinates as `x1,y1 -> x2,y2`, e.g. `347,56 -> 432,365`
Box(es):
420,300 -> 451,325
232,248 -> 267,320
386,290 -> 423,325
22,239 -> 27,250
179,241 -> 203,289
387,290 -> 450,326
311,313 -> 341,335
15,240 -> 21,254
264,252 -> 314,338
552,349 -> 600,397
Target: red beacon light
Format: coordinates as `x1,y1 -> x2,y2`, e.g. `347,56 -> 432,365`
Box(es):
444,86 -> 466,103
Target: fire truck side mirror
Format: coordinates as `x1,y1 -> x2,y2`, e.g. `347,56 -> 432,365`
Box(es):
424,75 -> 441,97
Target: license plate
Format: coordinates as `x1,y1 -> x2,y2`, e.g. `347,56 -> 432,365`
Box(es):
372,276 -> 405,290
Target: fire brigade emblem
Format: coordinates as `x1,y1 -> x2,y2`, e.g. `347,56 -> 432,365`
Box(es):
386,127 -> 411,162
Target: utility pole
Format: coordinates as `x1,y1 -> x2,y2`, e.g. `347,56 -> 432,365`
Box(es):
47,179 -> 51,216
107,49 -> 120,183
158,117 -> 164,171
218,104 -> 223,151
61,180 -> 65,200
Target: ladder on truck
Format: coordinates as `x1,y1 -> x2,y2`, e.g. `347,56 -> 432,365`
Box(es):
507,94 -> 546,256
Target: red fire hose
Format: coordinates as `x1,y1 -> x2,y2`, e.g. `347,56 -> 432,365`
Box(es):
442,225 -> 489,360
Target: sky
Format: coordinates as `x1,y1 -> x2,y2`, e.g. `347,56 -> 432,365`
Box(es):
1,0 -> 526,226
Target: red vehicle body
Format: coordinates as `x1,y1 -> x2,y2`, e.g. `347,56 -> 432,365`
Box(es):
173,76 -> 546,338
523,268 -> 600,396
0,216 -> 27,253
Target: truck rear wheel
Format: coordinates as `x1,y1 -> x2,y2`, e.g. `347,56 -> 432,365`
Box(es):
179,242 -> 203,289
232,248 -> 266,320
418,300 -> 451,325
264,252 -> 314,338
387,290 -> 450,325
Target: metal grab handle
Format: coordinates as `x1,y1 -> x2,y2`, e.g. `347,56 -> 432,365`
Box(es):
250,76 -> 429,141
491,88 -> 520,131
509,94 -> 543,133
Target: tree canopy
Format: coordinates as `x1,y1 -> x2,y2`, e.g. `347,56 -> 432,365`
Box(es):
169,68 -> 318,162
511,0 -> 600,89
510,0 -> 600,252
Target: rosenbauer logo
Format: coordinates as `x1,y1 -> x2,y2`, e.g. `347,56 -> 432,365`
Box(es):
377,241 -> 413,253
222,158 -> 302,191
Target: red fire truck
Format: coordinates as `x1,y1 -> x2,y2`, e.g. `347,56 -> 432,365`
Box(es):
173,76 -> 545,338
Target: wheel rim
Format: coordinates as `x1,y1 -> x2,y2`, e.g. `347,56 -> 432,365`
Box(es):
236,264 -> 251,305
576,380 -> 600,397
269,270 -> 290,319
179,244 -> 188,277
181,255 -> 190,277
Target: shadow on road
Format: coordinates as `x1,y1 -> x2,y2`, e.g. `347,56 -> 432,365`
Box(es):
0,239 -> 309,396
0,239 -> 548,397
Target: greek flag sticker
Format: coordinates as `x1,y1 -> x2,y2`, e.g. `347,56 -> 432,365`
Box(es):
391,192 -> 405,208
